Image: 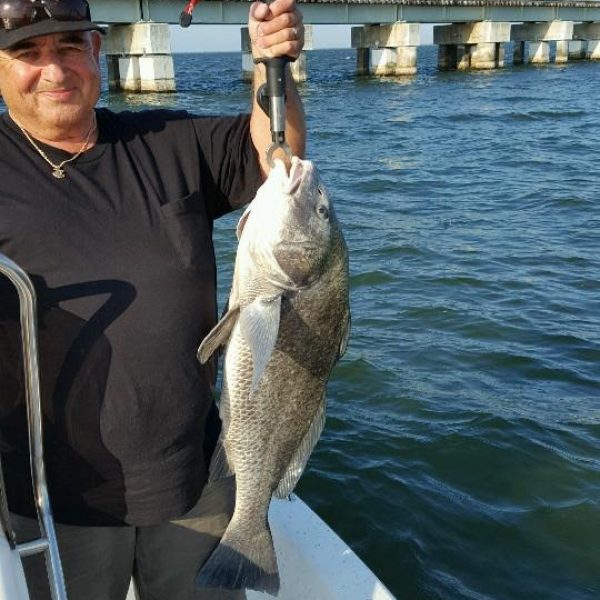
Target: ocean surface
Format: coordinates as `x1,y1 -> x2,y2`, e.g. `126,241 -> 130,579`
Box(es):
100,47 -> 600,600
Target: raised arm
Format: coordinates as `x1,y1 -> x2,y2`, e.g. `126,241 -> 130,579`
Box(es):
248,0 -> 306,177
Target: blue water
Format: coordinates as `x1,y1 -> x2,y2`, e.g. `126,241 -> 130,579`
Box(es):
101,47 -> 600,600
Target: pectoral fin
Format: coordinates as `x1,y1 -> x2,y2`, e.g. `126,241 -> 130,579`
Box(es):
197,305 -> 241,364
239,295 -> 282,393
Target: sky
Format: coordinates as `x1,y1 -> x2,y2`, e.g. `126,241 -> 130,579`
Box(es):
169,24 -> 435,53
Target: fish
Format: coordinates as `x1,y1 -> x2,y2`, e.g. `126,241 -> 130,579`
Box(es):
194,157 -> 350,595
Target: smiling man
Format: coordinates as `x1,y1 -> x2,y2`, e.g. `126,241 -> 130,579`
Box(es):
0,1 -> 305,599
0,31 -> 101,150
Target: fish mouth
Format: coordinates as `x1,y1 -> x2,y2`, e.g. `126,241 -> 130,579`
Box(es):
284,157 -> 310,195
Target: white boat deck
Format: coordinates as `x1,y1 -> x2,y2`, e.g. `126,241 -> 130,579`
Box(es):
246,495 -> 396,600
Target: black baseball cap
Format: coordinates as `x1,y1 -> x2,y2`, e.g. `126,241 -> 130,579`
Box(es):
0,1 -> 104,51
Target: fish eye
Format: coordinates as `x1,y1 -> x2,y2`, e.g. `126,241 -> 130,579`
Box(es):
317,204 -> 329,220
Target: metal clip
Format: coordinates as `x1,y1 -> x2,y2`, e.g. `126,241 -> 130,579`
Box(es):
266,141 -> 293,168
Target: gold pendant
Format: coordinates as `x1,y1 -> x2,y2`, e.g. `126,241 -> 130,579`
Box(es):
52,168 -> 66,179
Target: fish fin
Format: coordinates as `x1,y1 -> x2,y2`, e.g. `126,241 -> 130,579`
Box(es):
239,295 -> 282,394
337,309 -> 351,361
208,437 -> 234,481
274,395 -> 326,499
195,520 -> 279,594
197,305 -> 241,364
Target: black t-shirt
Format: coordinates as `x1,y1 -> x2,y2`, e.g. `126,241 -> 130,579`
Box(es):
0,108 -> 262,526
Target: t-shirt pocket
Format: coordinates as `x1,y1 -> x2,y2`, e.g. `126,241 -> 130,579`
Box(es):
159,191 -> 215,273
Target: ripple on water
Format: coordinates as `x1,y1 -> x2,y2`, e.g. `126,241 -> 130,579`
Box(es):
350,270 -> 396,287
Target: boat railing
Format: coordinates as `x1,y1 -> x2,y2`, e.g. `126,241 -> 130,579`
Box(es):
0,253 -> 68,600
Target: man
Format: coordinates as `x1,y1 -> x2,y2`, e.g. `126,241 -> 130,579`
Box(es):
0,0 -> 306,598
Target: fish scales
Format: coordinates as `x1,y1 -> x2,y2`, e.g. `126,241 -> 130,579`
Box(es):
195,157 -> 350,596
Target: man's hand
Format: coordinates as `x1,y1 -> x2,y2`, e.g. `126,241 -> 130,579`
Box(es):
249,0 -> 304,61
248,0 -> 306,176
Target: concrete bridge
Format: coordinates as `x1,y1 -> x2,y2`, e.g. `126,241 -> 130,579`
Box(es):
90,0 -> 600,90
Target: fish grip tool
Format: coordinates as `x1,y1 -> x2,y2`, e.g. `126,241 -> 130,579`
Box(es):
254,0 -> 294,167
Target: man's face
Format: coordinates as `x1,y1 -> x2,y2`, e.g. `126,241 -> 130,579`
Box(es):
0,30 -> 101,135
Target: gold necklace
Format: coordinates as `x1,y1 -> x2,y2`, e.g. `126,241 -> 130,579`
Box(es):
12,113 -> 97,180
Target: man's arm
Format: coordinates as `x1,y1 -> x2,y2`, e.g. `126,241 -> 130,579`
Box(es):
248,0 -> 306,177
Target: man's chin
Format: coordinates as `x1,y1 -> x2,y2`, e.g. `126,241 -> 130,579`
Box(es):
35,103 -> 92,130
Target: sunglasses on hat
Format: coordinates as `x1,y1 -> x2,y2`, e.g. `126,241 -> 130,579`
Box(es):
0,0 -> 90,31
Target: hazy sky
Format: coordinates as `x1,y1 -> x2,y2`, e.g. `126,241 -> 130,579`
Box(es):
169,24 -> 434,53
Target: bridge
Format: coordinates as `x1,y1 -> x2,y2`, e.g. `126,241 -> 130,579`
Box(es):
89,0 -> 600,90
91,0 -> 600,24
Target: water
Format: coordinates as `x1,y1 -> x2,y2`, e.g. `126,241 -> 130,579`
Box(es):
100,48 -> 600,600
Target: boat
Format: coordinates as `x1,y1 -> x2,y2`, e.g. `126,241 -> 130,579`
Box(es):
0,252 -> 396,600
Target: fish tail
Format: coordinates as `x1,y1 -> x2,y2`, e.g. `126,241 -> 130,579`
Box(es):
195,521 -> 280,595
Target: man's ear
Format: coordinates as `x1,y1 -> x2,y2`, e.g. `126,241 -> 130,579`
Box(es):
91,30 -> 102,61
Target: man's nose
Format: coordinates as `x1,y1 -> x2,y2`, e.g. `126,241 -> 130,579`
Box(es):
40,52 -> 69,81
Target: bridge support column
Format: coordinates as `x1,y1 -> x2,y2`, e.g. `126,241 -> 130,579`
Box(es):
433,22 -> 510,71
356,48 -> 370,75
513,41 -> 526,64
573,22 -> 600,59
437,44 -> 473,70
589,40 -> 600,59
471,42 -> 503,69
106,55 -> 120,91
104,23 -> 175,92
555,40 -> 569,63
241,26 -> 312,82
351,23 -> 420,76
437,44 -> 456,70
529,41 -> 550,64
511,21 -> 574,65
568,40 -> 587,60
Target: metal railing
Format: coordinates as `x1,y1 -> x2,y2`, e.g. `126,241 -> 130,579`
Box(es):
0,253 -> 67,600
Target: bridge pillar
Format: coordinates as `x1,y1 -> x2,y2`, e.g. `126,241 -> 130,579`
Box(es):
351,23 -> 420,76
573,22 -> 600,59
555,40 -> 569,63
433,22 -> 510,71
103,23 -> 175,92
529,41 -> 550,64
437,44 -> 473,70
513,41 -> 526,64
106,55 -> 120,90
437,44 -> 455,70
511,21 -> 574,65
568,40 -> 587,60
241,26 -> 312,82
589,40 -> 600,59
